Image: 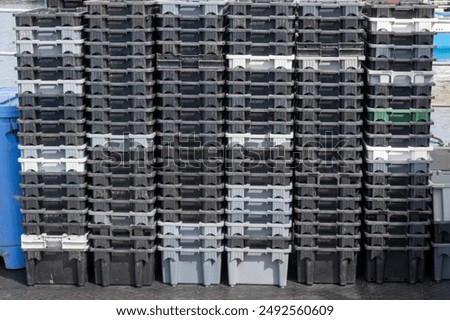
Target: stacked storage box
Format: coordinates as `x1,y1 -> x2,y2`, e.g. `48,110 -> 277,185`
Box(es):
225,0 -> 295,287
294,0 -> 365,285
47,0 -> 85,9
362,0 -> 435,283
84,0 -> 157,286
15,7 -> 89,285
431,169 -> 450,282
156,0 -> 227,286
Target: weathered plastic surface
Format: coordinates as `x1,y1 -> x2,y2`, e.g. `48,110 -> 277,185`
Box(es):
432,242 -> 450,282
431,170 -> 450,222
0,88 -> 25,269
226,246 -> 290,287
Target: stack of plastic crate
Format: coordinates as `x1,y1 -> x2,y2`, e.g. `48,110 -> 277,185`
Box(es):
15,7 -> 89,285
362,0 -> 435,284
294,0 -> 365,285
225,0 -> 295,288
47,0 -> 85,8
155,0 -> 227,286
84,0 -> 157,287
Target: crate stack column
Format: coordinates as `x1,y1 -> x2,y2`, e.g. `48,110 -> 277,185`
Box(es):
225,0 -> 296,288
362,0 -> 435,284
155,0 -> 227,286
84,0 -> 157,287
15,8 -> 88,285
294,0 -> 365,285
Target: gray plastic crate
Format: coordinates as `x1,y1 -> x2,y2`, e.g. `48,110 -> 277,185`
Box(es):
226,222 -> 291,237
226,246 -> 290,287
158,234 -> 224,249
17,79 -> 85,95
19,144 -> 86,159
431,170 -> 450,222
15,26 -> 84,41
296,56 -> 364,71
226,196 -> 292,212
89,209 -> 157,226
226,184 -> 292,200
157,0 -> 228,15
158,221 -> 224,237
366,69 -> 435,85
159,246 -> 223,286
432,242 -> 450,282
226,209 -> 292,224
16,40 -> 84,55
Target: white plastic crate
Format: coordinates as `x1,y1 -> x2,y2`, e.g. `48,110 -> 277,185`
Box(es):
19,157 -> 87,172
17,79 -> 85,95
226,246 -> 291,287
15,26 -> 85,41
296,56 -> 364,71
226,184 -> 293,199
364,143 -> 432,161
363,16 -> 438,32
225,221 -> 291,237
226,209 -> 292,224
366,69 -> 435,85
226,132 -> 293,148
87,133 -> 156,148
21,233 -> 89,251
158,221 -> 224,237
16,39 -> 84,55
159,246 -> 224,286
19,144 -> 87,159
227,55 -> 295,70
226,196 -> 292,213
157,0 -> 229,15
431,170 -> 450,222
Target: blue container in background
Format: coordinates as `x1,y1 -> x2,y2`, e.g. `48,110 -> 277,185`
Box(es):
0,87 -> 24,270
434,32 -> 450,61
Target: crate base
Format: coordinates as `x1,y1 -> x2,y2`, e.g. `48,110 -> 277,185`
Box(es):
24,250 -> 87,286
92,248 -> 156,287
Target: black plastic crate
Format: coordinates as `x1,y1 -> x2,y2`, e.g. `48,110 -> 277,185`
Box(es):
295,42 -> 365,57
89,226 -> 157,250
23,221 -> 88,236
158,171 -> 224,186
365,94 -> 432,110
228,81 -> 294,96
87,41 -> 156,56
159,93 -> 225,109
364,57 -> 434,72
226,120 -> 293,135
226,146 -> 293,163
227,41 -> 295,56
296,69 -> 362,83
22,207 -> 87,224
363,3 -> 434,19
87,28 -> 155,43
159,80 -> 225,95
89,172 -> 156,188
18,132 -> 85,146
21,182 -> 87,198
85,14 -> 154,29
294,195 -> 361,211
89,198 -> 157,213
295,131 -> 362,148
20,196 -> 87,211
295,120 -> 362,136
157,14 -> 225,29
89,146 -> 156,163
158,132 -> 224,148
86,54 -> 155,69
363,207 -> 431,223
87,81 -> 155,96
364,158 -> 430,174
296,95 -> 362,110
226,171 -> 293,186
363,131 -> 432,148
364,245 -> 429,283
19,119 -> 85,135
294,146 -> 362,162
364,196 -> 431,212
88,120 -> 156,135
88,160 -> 155,175
24,250 -> 87,286
363,31 -> 435,45
364,171 -> 431,187
87,94 -> 155,110
157,40 -> 225,57
15,7 -> 86,28
158,195 -> 224,211
294,233 -> 360,249
16,66 -> 85,81
229,28 -> 295,43
295,181 -> 362,198
47,0 -> 84,8
365,84 -> 434,97
86,68 -> 155,83
157,147 -> 225,165
17,53 -> 85,68
228,2 -> 296,16
18,93 -> 85,108
294,208 -> 361,224
226,235 -> 291,250
226,158 -> 294,175
157,27 -> 226,42
228,94 -> 294,109
296,82 -> 363,97
295,158 -> 363,175
21,171 -> 86,185
294,220 -> 360,236
157,119 -> 224,135
295,246 -> 359,285
88,1 -> 156,16
158,67 -> 225,82
297,2 -> 362,17
433,223 -> 450,244
227,106 -> 293,123
296,30 -> 363,44
91,247 -> 156,287
364,226 -> 430,248
228,69 -> 294,82
89,185 -> 156,201
158,183 -> 225,198
158,106 -> 225,122
297,16 -> 361,30
364,120 -> 432,136
295,171 -> 362,184
87,107 -> 155,123
19,105 -> 85,121
158,208 -> 224,223
295,107 -> 362,122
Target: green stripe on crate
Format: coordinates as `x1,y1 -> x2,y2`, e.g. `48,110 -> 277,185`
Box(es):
366,108 -> 432,122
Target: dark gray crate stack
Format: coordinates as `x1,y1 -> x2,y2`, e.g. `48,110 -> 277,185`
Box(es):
155,0 -> 227,286
47,0 -> 85,8
15,7 -> 89,285
362,0 -> 435,284
84,0 -> 157,287
294,0 -> 365,285
225,0 -> 295,288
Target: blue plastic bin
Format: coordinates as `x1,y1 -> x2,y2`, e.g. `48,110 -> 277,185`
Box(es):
434,32 -> 450,61
0,87 -> 24,269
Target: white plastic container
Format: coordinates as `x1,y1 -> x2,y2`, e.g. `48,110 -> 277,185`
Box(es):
19,144 -> 87,159
21,233 -> 89,251
19,157 -> 87,172
227,54 -> 295,70
364,143 -> 432,161
363,16 -> 438,33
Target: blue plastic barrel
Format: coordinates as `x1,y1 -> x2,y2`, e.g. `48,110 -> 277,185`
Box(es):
0,87 -> 24,269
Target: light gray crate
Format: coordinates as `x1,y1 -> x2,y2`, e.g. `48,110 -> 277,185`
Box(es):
432,242 -> 450,282
89,209 -> 157,226
225,222 -> 291,237
296,56 -> 364,71
157,0 -> 228,15
19,145 -> 86,159
158,234 -> 224,249
17,79 -> 85,95
226,209 -> 292,224
19,157 -> 87,173
366,69 -> 435,85
363,15 -> 437,32
21,233 -> 89,251
227,55 -> 295,70
226,132 -> 293,148
226,246 -> 291,287
226,184 -> 293,200
431,171 -> 450,222
87,133 -> 156,148
158,221 -> 224,237
364,142 -> 432,161
226,196 -> 292,212
15,26 -> 84,41
16,39 -> 84,55
159,246 -> 224,286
